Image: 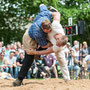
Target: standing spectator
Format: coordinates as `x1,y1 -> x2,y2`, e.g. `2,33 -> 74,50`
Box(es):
80,42 -> 89,77
67,45 -> 80,79
72,40 -> 79,50
64,42 -> 72,59
80,43 -> 83,51
71,45 -> 80,79
16,41 -> 22,50
81,41 -> 89,58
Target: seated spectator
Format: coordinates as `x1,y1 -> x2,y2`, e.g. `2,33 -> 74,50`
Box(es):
0,71 -> 14,79
6,51 -> 17,78
16,52 -> 31,79
29,60 -> 38,78
50,53 -> 62,77
35,59 -> 47,79
42,53 -> 58,78
0,52 -> 7,72
85,55 -> 90,71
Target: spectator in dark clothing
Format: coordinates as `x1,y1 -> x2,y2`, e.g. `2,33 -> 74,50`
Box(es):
16,52 -> 31,79
80,42 -> 89,58
42,53 -> 58,78
33,60 -> 47,79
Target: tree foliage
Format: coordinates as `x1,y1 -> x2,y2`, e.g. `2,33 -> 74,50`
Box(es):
58,0 -> 90,45
0,0 -> 90,45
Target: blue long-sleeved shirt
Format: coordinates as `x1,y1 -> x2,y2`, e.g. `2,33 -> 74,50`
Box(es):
28,5 -> 51,46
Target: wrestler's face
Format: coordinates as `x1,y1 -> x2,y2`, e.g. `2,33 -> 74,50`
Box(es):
56,40 -> 62,47
54,33 -> 63,40
43,28 -> 52,33
56,35 -> 64,47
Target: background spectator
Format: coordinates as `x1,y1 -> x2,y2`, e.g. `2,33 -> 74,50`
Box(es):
42,53 -> 58,78
67,45 -> 80,80
0,52 -> 7,72
16,52 -> 31,79
6,51 -> 17,78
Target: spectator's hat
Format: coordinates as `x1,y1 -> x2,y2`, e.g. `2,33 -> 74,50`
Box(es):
67,42 -> 71,46
83,41 -> 87,44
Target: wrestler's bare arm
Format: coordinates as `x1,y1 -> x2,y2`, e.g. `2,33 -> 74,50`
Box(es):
25,47 -> 54,55
51,12 -> 65,40
51,12 -> 60,22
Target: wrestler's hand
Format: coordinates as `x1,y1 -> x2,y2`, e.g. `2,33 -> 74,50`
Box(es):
25,49 -> 35,55
49,6 -> 58,12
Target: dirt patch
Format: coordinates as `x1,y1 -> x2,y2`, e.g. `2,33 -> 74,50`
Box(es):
0,79 -> 90,90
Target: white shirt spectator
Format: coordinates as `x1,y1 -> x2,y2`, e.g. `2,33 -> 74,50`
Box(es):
7,56 -> 16,65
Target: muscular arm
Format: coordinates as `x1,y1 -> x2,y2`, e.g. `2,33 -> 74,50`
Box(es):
51,12 -> 60,22
26,47 -> 54,55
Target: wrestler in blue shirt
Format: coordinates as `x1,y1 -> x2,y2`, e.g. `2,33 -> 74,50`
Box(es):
28,4 -> 52,47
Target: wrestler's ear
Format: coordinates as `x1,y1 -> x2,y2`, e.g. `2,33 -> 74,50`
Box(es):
41,26 -> 44,30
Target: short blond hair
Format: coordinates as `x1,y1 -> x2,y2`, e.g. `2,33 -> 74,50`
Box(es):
56,35 -> 68,46
61,35 -> 68,45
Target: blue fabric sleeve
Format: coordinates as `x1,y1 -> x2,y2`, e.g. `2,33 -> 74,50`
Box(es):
40,5 -> 48,12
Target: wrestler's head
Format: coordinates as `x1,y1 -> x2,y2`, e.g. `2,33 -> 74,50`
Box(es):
41,20 -> 52,33
54,33 -> 63,40
56,35 -> 68,47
